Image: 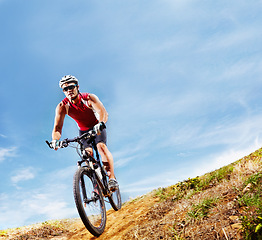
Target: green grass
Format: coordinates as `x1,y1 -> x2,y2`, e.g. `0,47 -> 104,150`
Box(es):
197,164 -> 234,191
155,164 -> 234,202
238,172 -> 262,240
170,226 -> 186,240
187,197 -> 218,220
155,185 -> 183,201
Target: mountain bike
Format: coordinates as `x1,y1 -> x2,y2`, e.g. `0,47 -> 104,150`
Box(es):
46,123 -> 122,237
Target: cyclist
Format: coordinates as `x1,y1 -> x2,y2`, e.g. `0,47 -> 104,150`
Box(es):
51,75 -> 118,190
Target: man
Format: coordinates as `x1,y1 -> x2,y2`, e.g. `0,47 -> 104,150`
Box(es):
51,75 -> 118,190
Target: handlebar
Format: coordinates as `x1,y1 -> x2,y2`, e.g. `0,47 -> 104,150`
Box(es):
46,122 -> 106,149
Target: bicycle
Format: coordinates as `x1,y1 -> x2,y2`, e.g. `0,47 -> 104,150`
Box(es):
46,123 -> 122,237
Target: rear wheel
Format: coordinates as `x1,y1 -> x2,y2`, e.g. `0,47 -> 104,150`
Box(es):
108,183 -> 122,211
73,167 -> 106,237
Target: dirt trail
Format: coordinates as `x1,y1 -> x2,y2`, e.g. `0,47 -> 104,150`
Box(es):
1,194 -> 157,240
63,194 -> 158,240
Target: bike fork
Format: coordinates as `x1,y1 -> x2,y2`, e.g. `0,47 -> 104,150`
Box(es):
80,176 -> 88,207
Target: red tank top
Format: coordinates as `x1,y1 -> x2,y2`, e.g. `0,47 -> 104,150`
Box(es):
62,93 -> 99,131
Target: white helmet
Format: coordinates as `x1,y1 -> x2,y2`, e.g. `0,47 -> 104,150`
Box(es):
59,75 -> 78,88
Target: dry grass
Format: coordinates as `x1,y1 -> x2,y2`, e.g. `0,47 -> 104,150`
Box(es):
0,219 -> 77,240
123,148 -> 262,240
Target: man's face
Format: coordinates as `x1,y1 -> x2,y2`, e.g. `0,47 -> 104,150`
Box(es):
62,82 -> 79,100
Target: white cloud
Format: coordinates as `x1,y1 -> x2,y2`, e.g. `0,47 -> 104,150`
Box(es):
114,155 -> 137,168
0,165 -> 77,229
11,167 -> 36,185
120,168 -> 184,197
21,193 -> 76,220
0,190 -> 75,229
0,147 -> 16,162
112,139 -> 153,169
203,114 -> 262,148
190,137 -> 262,179
199,28 -> 258,53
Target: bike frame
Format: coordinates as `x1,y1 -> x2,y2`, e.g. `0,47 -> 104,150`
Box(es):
78,139 -> 111,198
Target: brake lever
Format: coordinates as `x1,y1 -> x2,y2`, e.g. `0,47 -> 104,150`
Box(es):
60,139 -> 69,148
45,140 -> 67,149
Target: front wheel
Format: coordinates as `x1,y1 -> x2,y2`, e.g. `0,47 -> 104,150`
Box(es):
73,167 -> 106,237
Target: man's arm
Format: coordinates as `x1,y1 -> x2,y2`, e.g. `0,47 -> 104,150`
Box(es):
88,94 -> 108,123
52,102 -> 66,141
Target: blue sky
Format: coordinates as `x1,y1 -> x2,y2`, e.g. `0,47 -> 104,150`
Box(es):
1,0 -> 262,229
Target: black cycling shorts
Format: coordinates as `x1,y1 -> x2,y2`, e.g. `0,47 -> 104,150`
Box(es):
79,128 -> 107,149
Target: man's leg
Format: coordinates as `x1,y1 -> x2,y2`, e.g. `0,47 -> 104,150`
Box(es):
97,142 -> 115,179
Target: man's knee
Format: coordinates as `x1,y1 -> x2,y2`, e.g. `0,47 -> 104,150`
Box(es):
97,142 -> 108,154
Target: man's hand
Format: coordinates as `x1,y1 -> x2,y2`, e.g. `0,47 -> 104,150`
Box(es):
93,122 -> 105,135
51,140 -> 60,150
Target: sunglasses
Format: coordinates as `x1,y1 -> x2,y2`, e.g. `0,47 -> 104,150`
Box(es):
63,84 -> 77,92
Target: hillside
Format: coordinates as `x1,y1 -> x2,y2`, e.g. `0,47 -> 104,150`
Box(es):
1,148 -> 262,240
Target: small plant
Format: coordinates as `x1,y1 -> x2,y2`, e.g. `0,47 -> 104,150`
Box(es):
198,165 -> 234,191
42,220 -> 63,228
240,214 -> 262,240
238,172 -> 262,239
155,187 -> 168,201
177,177 -> 201,191
155,165 -> 234,204
155,185 -> 183,201
0,230 -> 7,237
126,194 -> 145,204
187,197 -> 218,220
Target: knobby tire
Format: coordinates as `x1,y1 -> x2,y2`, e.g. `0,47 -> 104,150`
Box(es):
73,167 -> 106,237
